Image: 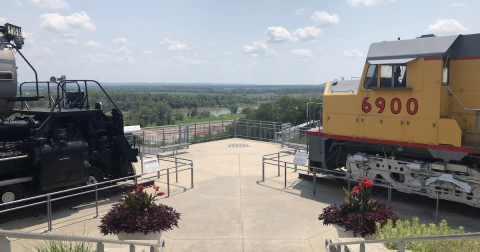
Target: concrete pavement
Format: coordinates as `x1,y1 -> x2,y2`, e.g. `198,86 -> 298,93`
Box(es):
1,138 -> 479,251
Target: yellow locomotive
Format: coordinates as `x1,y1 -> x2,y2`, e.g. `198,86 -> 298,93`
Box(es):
307,33 -> 480,207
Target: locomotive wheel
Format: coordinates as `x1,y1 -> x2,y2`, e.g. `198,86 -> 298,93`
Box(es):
86,168 -> 104,185
0,185 -> 24,204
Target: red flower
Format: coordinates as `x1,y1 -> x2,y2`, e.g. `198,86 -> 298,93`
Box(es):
160,192 -> 165,196
352,186 -> 358,194
362,177 -> 369,184
365,181 -> 373,189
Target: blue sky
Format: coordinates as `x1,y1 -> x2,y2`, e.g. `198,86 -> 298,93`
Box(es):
2,0 -> 478,84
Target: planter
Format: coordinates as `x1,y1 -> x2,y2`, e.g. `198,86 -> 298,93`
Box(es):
117,231 -> 162,242
331,224 -> 355,238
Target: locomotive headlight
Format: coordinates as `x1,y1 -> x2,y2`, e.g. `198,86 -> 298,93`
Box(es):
14,37 -> 24,49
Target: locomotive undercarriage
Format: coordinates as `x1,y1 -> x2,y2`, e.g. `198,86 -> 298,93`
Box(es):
309,136 -> 480,207
346,153 -> 480,207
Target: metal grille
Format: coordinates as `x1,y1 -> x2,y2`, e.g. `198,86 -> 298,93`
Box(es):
228,143 -> 249,148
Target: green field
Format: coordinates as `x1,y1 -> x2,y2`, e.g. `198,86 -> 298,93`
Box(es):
141,91 -> 276,98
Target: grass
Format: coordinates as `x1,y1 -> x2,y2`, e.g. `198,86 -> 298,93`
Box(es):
24,240 -> 95,252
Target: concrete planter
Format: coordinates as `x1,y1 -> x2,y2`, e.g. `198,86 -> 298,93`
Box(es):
331,224 -> 355,238
117,231 -> 162,241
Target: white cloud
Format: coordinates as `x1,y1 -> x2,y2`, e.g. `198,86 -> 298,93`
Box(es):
346,0 -> 396,6
39,11 -> 96,43
83,54 -> 106,63
317,46 -> 323,50
293,26 -> 322,41
295,8 -> 305,15
206,40 -> 214,46
265,26 -> 295,43
30,0 -> 69,9
13,1 -> 23,7
0,18 -> 5,24
168,44 -> 189,51
311,11 -> 340,27
291,49 -> 312,58
112,37 -> 135,45
451,3 -> 466,7
223,51 -> 232,56
243,41 -> 277,57
84,40 -> 101,47
112,46 -> 131,54
116,55 -> 136,64
343,49 -> 362,58
159,37 -> 180,45
425,19 -> 467,33
142,50 -> 153,55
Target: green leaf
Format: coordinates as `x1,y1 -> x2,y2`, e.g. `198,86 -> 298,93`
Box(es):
343,187 -> 351,198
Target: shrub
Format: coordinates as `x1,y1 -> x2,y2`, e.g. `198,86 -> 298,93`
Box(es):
25,240 -> 94,252
99,184 -> 180,235
376,217 -> 480,252
318,177 -> 399,237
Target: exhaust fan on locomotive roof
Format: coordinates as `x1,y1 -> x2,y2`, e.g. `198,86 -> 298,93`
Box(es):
417,34 -> 436,38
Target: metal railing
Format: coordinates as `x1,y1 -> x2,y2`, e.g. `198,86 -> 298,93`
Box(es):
261,151 -> 480,223
325,232 -> 480,252
151,156 -> 195,197
0,229 -> 164,252
127,119 -> 317,153
0,157 -> 194,233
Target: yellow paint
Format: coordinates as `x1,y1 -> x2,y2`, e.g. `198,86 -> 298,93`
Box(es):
322,58 -> 476,147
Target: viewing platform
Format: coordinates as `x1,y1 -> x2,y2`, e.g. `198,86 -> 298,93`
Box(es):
1,138 -> 479,251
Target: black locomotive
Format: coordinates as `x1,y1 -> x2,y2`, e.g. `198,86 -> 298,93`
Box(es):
0,23 -> 138,204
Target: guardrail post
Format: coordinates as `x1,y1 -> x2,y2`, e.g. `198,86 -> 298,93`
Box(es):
162,129 -> 166,147
234,119 -> 236,138
436,190 -> 439,223
190,161 -> 194,189
194,123 -> 197,144
186,125 -> 189,145
157,156 -> 161,179
142,131 -> 145,154
398,241 -> 406,252
262,157 -> 265,182
94,183 -> 99,218
46,193 -> 53,232
277,152 -> 280,177
360,243 -> 365,252
96,242 -> 104,252
313,168 -> 317,197
167,168 -> 170,198
259,121 -> 262,141
140,155 -> 144,175
222,120 -> 224,139
130,244 -> 135,252
0,236 -> 11,252
175,158 -> 179,184
388,182 -> 392,205
284,162 -> 287,189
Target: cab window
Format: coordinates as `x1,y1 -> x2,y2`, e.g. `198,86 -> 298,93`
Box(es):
363,65 -> 378,89
0,72 -> 13,80
380,65 -> 406,88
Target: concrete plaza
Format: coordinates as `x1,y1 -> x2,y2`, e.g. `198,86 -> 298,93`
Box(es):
1,138 -> 479,251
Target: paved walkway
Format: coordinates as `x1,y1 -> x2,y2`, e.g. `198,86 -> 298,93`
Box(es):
1,138 -> 479,251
